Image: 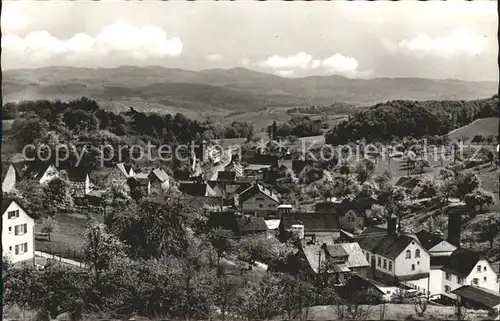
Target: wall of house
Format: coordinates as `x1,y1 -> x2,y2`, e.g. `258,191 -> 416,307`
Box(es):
394,241 -> 430,277
465,260 -> 499,293
39,166 -> 58,185
85,175 -> 91,194
429,268 -> 444,297
2,202 -> 35,264
442,260 -> 499,300
150,176 -> 170,194
241,192 -> 279,217
403,277 -> 430,295
107,168 -> 128,184
340,210 -> 364,232
429,241 -> 456,257
2,165 -> 16,193
349,266 -> 368,278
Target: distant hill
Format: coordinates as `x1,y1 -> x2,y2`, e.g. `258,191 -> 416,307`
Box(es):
3,66 -> 498,114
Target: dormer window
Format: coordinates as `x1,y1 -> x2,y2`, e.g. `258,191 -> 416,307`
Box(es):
406,250 -> 411,259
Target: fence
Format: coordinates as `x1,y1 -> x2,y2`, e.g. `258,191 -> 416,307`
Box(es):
35,250 -> 85,268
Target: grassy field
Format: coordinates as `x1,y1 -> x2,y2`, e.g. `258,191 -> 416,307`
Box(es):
34,212 -> 100,261
304,303 -> 490,321
448,117 -> 499,142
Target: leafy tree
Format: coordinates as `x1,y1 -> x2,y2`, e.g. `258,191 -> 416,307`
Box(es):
414,297 -> 428,317
82,220 -> 129,292
480,217 -> 500,249
471,135 -> 485,145
208,228 -> 235,277
235,273 -> 283,320
280,274 -> 315,320
43,176 -> 74,215
455,172 -> 481,200
3,263 -> 89,320
464,189 -> 494,214
40,216 -> 59,241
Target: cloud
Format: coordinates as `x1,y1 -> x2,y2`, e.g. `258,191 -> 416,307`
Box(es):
205,54 -> 223,62
2,21 -> 183,66
261,52 -> 313,70
1,10 -> 29,32
274,70 -> 295,77
390,29 -> 486,57
258,52 -> 368,78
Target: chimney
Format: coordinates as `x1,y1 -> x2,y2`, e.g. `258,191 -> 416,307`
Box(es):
387,215 -> 398,235
447,212 -> 461,248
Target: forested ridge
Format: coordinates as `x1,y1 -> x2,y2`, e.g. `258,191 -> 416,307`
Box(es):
325,95 -> 499,144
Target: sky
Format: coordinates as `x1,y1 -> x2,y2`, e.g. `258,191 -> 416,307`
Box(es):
1,1 -> 498,81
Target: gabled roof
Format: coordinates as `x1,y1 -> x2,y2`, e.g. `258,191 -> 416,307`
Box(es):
150,168 -> 169,182
280,212 -> 340,233
395,176 -> 421,189
370,234 -> 417,260
239,183 -> 280,204
415,229 -> 445,251
249,154 -> 279,166
325,244 -> 349,258
127,175 -> 149,187
216,171 -> 236,181
67,167 -> 89,181
357,226 -> 419,260
179,181 -> 208,197
116,163 -> 134,178
442,248 -> 482,278
207,212 -> 268,235
1,199 -> 36,219
452,285 -> 500,309
339,242 -> 370,268
492,261 -> 500,276
23,163 -> 54,181
301,245 -> 350,274
237,216 -> 268,233
244,164 -> 272,171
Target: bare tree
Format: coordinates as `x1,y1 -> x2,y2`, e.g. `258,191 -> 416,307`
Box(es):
413,297 -> 428,317
379,301 -> 387,320
454,300 -> 468,321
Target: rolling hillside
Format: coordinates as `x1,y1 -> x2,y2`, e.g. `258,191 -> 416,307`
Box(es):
448,117 -> 499,142
3,66 -> 498,115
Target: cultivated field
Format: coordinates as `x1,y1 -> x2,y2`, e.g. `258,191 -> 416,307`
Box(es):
448,117 -> 499,142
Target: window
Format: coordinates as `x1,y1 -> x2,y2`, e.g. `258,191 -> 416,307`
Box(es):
417,261 -> 420,265
7,210 -> 19,219
477,265 -> 481,272
457,277 -> 464,285
406,250 -> 411,259
377,257 -> 381,267
389,261 -> 393,271
258,204 -> 263,208
15,245 -> 19,255
9,246 -> 12,251
415,249 -> 420,258
8,227 -> 12,233
484,266 -> 487,271
22,243 -> 27,253
445,286 -> 451,293
14,224 -> 27,236
366,253 -> 370,262
256,197 -> 265,201
445,273 -> 452,281
268,204 -> 275,208
472,278 -> 478,285
411,264 -> 415,271
383,259 -> 387,269
483,277 -> 487,282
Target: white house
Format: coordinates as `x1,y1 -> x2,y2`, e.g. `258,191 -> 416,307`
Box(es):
358,218 -> 431,295
2,163 -> 21,193
416,229 -> 458,297
440,248 -> 499,300
238,183 -> 280,217
2,200 -> 35,264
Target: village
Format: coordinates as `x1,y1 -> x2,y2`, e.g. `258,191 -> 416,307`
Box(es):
2,134 -> 500,320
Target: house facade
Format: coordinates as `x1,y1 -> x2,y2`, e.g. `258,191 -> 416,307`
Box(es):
2,200 -> 35,264
441,249 -> 499,300
358,218 -> 431,295
239,184 -> 280,217
2,164 -> 19,193
67,168 -> 91,198
149,168 -> 170,194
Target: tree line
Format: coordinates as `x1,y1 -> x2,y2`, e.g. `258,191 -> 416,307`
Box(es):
325,95 -> 499,145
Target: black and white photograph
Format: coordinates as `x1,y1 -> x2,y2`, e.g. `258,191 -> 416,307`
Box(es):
1,1 -> 499,320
